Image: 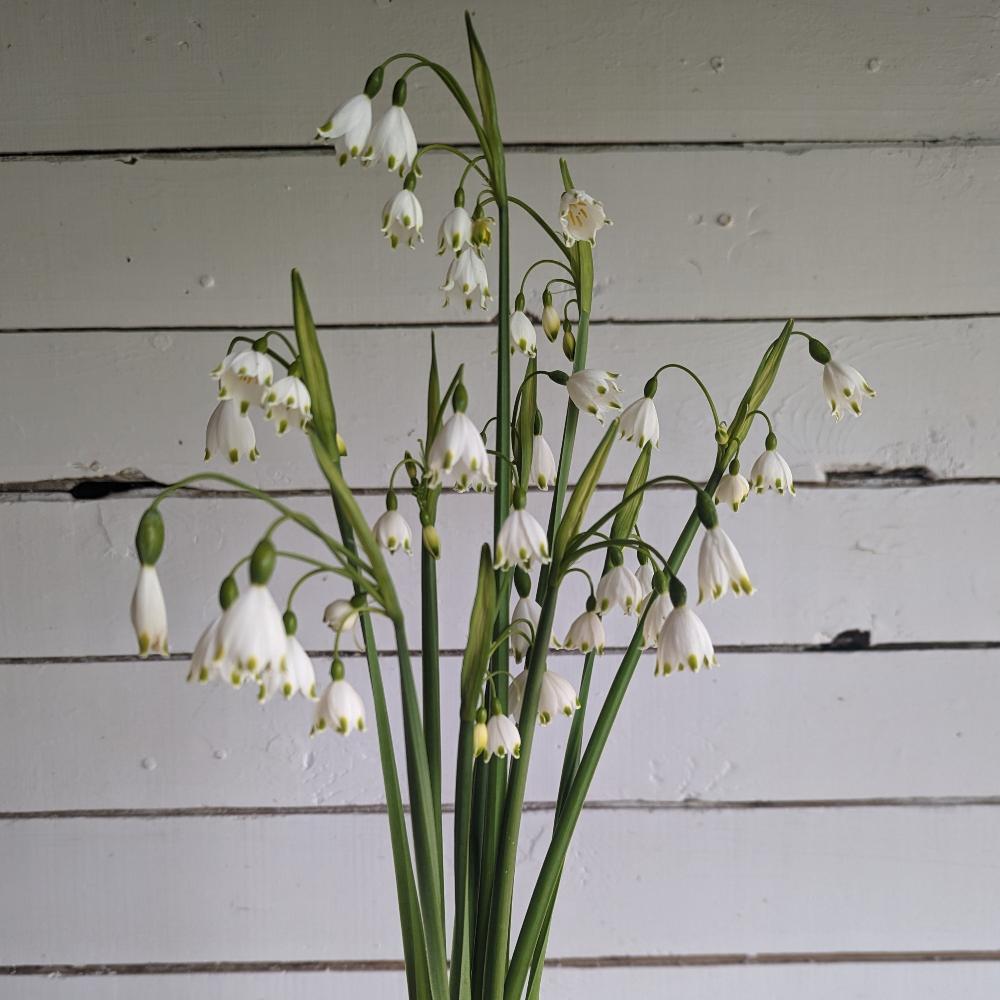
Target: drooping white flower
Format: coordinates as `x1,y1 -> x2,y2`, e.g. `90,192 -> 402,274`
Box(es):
362,105 -> 417,176
437,206 -> 473,254
509,310 -> 537,357
441,247 -> 491,310
715,470 -> 751,511
596,564 -> 644,615
823,360 -> 876,421
619,397 -> 660,448
641,593 -> 672,648
427,411 -> 495,492
530,433 -> 557,490
495,508 -> 550,570
656,606 -> 717,675
473,716 -> 489,757
508,669 -> 579,725
750,447 -> 795,495
259,633 -> 319,703
130,565 -> 168,657
563,609 -> 606,653
262,376 -> 312,435
215,349 -> 274,411
215,584 -> 287,678
312,678 -> 366,735
381,189 -> 424,249
566,369 -> 623,423
698,525 -> 754,602
316,93 -> 373,164
323,599 -> 364,650
511,595 -> 542,662
559,189 -> 612,247
485,713 -> 521,760
187,615 -> 225,684
373,508 -> 412,555
541,302 -> 561,342
636,561 -> 655,602
204,399 -> 259,464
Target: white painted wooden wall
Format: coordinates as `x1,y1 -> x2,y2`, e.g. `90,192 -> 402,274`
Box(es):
2,1 -> 999,996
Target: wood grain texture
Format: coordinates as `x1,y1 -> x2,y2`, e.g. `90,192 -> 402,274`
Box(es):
3,0 -> 1000,151
3,807 -> 1000,963
4,145 -> 1000,329
2,317 -> 988,490
2,485 -> 992,658
7,962 -> 1000,1000
1,649 -> 996,812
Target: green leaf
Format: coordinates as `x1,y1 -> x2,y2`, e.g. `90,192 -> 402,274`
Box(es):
464,12 -> 498,144
291,269 -> 338,459
427,333 -> 441,444
460,545 -> 497,720
609,442 -> 652,542
552,420 -> 618,567
515,358 -> 537,487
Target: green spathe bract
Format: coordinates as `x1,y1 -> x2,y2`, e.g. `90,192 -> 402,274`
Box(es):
129,14 -> 871,1000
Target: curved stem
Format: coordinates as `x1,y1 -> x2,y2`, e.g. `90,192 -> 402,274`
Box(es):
517,259 -> 574,299
265,330 -> 298,356
652,362 -> 721,428
561,564 -> 596,598
411,142 -> 492,186
748,408 -> 775,436
285,567 -> 328,611
275,550 -> 382,599
458,154 -> 489,191
508,196 -> 572,261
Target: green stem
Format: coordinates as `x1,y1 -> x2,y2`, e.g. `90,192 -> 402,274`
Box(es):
450,721 -> 476,1000
652,362 -> 721,428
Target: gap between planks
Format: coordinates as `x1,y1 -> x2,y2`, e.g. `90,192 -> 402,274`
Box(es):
4,796 -> 1000,823
6,949 -> 1000,977
5,136 -> 1000,163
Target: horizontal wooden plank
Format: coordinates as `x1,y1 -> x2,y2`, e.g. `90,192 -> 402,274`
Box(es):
0,485 -> 993,659
3,317 -> 992,489
1,650 -> 996,812
7,962 -> 1000,1000
4,146 -> 1000,329
3,0 -> 1000,151
3,807 -> 999,963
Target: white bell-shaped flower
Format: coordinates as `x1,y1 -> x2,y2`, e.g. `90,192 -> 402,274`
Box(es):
596,564 -> 644,615
316,93 -> 373,164
131,565 -> 168,658
437,205 -> 473,254
259,620 -> 318,702
262,375 -> 312,436
205,399 -> 259,464
656,605 -> 716,675
563,608 -> 606,653
442,247 -> 491,310
510,310 -> 537,357
427,410 -> 494,492
323,598 -> 364,650
494,508 -> 551,570
566,369 -> 623,423
541,302 -> 561,342
381,188 -> 423,249
485,712 -> 521,760
313,664 -> 366,736
698,525 -> 754,602
715,470 -> 751,511
619,396 -> 660,448
559,189 -> 612,247
216,349 -> 274,411
187,615 -> 225,684
216,583 -> 287,678
373,508 -> 412,555
530,433 -> 557,490
511,595 -> 542,662
750,445 -> 795,495
363,105 -> 417,176
508,669 -> 579,726
636,561 -> 655,604
823,359 -> 876,420
641,592 -> 672,648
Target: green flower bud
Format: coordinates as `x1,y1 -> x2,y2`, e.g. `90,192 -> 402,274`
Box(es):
643,376 -> 658,399
765,430 -> 778,451
695,490 -> 719,529
453,188 -> 466,208
386,490 -> 398,512
668,575 -> 688,608
453,382 -> 469,413
652,570 -> 668,594
283,610 -> 298,635
512,488 -> 527,510
715,423 -> 730,446
336,432 -> 348,457
403,451 -> 419,486
514,292 -> 526,312
548,370 -> 569,386
135,508 -> 165,566
363,67 -> 384,99
392,78 -> 407,107
585,594 -> 597,613
562,327 -> 576,361
514,566 -> 532,598
807,336 -> 832,365
608,546 -> 624,567
219,575 -> 239,610
330,657 -> 346,681
423,524 -> 441,559
249,539 -> 277,585
728,457 -> 741,476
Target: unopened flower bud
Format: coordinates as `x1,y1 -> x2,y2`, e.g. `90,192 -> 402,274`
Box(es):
561,327 -> 576,362
336,432 -> 348,457
423,524 -> 441,559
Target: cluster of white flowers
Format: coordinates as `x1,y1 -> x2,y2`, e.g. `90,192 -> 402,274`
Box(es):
205,345 -> 313,464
